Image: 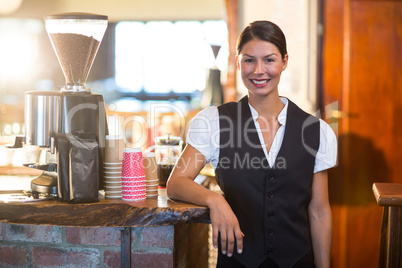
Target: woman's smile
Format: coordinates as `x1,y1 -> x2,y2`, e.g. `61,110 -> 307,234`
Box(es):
250,79 -> 271,87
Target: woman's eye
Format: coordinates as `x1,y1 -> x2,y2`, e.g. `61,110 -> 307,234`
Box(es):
244,58 -> 253,63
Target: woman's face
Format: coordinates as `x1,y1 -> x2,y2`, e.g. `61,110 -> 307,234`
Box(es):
236,38 -> 288,98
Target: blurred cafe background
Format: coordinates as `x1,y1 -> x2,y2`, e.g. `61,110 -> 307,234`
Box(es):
0,0 -> 400,267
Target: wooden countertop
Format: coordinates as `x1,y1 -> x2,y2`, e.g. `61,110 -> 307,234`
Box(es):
372,183 -> 402,206
0,189 -> 210,227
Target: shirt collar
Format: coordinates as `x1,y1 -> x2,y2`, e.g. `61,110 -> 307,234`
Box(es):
248,97 -> 288,126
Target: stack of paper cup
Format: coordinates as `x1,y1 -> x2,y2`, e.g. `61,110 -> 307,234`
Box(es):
121,148 -> 146,201
104,135 -> 125,199
143,152 -> 159,199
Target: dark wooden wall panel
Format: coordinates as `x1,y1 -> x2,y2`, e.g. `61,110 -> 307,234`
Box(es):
322,0 -> 402,267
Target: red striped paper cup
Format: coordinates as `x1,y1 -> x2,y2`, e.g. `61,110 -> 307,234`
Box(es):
122,185 -> 145,190
122,188 -> 146,195
122,148 -> 145,177
122,181 -> 146,187
122,194 -> 146,201
121,174 -> 144,181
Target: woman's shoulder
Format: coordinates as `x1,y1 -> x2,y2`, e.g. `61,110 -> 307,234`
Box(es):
192,106 -> 219,121
188,106 -> 220,134
315,118 -> 338,170
318,118 -> 336,137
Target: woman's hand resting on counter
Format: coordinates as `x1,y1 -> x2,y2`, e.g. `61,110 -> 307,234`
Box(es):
208,193 -> 244,256
166,144 -> 244,257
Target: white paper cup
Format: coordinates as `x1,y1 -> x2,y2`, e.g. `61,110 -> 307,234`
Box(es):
104,166 -> 122,170
105,195 -> 122,199
104,162 -> 123,165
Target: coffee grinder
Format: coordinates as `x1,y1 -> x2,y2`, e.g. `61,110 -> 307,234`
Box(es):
20,13 -> 109,198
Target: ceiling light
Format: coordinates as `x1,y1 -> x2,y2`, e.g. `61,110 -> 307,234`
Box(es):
0,0 -> 23,16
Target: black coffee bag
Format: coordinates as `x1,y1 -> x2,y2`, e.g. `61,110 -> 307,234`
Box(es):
69,132 -> 99,203
56,133 -> 70,201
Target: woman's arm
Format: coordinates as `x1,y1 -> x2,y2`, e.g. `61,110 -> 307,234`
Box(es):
308,170 -> 332,268
166,144 -> 244,257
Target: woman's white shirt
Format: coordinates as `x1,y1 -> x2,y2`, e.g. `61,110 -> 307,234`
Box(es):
186,97 -> 337,173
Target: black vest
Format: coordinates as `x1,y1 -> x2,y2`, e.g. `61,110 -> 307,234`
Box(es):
215,96 -> 320,268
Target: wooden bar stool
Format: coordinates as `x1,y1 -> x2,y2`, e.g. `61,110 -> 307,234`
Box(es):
372,183 -> 402,268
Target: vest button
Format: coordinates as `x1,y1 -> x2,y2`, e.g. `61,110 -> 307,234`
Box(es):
268,192 -> 274,199
267,248 -> 273,254
268,174 -> 275,181
268,229 -> 274,236
268,211 -> 274,218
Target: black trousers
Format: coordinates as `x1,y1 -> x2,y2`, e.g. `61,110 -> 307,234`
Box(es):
216,250 -> 315,268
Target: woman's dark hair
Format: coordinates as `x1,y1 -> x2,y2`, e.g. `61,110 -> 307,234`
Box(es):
236,20 -> 287,59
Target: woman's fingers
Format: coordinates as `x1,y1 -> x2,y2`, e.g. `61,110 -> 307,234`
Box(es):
235,230 -> 245,254
211,221 -> 244,257
225,229 -> 235,257
212,225 -> 219,250
226,226 -> 244,256
220,228 -> 228,255
209,197 -> 243,257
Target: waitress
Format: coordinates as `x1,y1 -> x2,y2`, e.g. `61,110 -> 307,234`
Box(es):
167,20 -> 337,268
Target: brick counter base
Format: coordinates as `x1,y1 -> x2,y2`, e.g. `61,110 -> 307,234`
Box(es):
0,223 -> 175,267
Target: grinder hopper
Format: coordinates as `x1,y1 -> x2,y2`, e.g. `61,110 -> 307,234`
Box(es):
44,12 -> 108,92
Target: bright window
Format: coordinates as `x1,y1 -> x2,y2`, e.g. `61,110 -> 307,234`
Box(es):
115,20 -> 228,94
